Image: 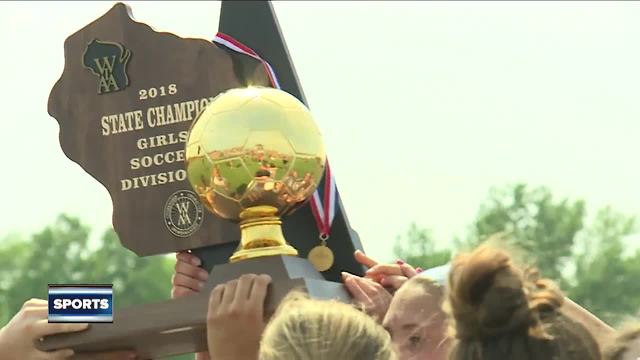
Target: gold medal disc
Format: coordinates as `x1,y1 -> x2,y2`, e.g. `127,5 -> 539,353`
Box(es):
308,245 -> 334,272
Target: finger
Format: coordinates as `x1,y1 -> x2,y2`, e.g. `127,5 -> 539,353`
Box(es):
172,273 -> 204,292
380,275 -> 408,290
33,320 -> 89,338
341,271 -> 382,288
210,285 -> 224,308
22,306 -> 48,320
248,275 -> 271,302
176,251 -> 202,266
343,275 -> 371,304
175,260 -> 209,282
366,264 -> 404,277
400,263 -> 418,278
345,271 -> 383,288
220,280 -> 238,308
356,278 -> 391,315
235,274 -> 256,302
175,251 -> 202,267
23,298 -> 48,308
171,286 -> 198,299
341,271 -> 357,280
248,274 -> 271,318
354,277 -> 383,298
40,348 -> 74,359
354,250 -> 378,269
363,272 -> 385,284
208,284 -> 225,322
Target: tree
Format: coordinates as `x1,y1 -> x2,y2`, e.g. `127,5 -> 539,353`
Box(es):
0,215 -> 95,322
393,223 -> 451,270
466,184 -> 586,282
568,207 -> 640,324
0,214 -> 192,360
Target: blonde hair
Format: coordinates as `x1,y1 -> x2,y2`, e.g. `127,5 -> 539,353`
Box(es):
404,274 -> 445,298
259,292 -> 397,360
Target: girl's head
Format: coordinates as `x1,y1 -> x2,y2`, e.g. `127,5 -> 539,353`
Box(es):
259,292 -> 397,360
604,323 -> 640,360
383,276 -> 450,360
445,245 -> 600,360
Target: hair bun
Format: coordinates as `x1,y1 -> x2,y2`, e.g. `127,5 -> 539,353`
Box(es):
447,246 -> 536,340
528,278 -> 564,313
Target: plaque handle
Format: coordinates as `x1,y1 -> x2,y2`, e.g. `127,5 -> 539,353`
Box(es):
191,242 -> 239,273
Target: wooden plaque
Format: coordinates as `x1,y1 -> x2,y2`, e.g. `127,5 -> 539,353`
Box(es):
49,2 -> 271,256
42,2 -> 368,356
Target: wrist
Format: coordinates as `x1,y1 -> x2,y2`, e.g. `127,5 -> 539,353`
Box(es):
0,325 -> 7,344
0,326 -> 13,354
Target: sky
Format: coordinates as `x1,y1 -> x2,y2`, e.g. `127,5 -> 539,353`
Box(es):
0,1 -> 639,263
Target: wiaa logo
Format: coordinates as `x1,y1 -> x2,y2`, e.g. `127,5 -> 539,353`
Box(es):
82,39 -> 131,95
164,190 -> 204,238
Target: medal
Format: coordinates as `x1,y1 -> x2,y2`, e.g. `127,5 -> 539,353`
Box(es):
308,238 -> 334,272
305,161 -> 338,272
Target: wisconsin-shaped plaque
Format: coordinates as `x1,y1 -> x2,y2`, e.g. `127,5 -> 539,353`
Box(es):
49,2 -> 270,255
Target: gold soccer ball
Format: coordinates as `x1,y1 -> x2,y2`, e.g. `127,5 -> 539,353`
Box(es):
185,87 -> 326,221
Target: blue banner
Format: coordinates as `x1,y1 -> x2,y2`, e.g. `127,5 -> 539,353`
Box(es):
48,285 -> 113,323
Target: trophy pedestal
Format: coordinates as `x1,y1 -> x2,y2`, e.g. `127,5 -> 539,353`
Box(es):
38,256 -> 350,359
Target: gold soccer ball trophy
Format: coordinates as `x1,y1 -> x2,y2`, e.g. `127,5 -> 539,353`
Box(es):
185,87 -> 326,263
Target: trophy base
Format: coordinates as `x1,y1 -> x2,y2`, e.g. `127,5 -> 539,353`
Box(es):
229,244 -> 298,262
230,205 -> 300,261
38,256 -> 350,359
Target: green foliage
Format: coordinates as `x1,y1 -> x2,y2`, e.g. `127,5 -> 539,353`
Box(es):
0,215 -> 95,323
0,215 -> 193,359
393,223 -> 451,269
569,207 -> 640,324
467,184 -> 586,281
394,183 -> 640,326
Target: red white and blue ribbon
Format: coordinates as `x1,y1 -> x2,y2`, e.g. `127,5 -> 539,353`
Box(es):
213,32 -> 337,239
213,32 -> 281,89
309,161 -> 336,240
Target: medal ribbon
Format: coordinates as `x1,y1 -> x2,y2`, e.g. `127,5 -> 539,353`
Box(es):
213,32 -> 337,239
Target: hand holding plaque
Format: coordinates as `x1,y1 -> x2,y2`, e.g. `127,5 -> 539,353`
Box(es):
39,2 -> 360,358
